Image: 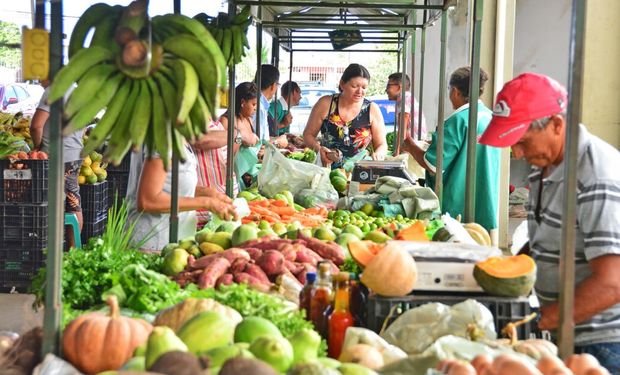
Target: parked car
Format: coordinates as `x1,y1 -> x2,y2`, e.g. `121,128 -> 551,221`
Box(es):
0,83 -> 40,117
289,86 -> 337,135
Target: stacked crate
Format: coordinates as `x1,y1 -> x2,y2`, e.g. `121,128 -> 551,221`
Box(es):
106,153 -> 131,210
79,181 -> 108,244
0,159 -> 49,293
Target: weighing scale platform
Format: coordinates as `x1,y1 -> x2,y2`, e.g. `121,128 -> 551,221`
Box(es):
351,160 -> 416,185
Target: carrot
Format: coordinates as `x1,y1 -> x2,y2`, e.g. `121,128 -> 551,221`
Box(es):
270,205 -> 297,216
251,205 -> 280,217
249,199 -> 270,207
271,199 -> 289,207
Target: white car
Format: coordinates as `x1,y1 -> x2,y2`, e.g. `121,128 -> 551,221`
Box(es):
0,83 -> 40,117
289,86 -> 337,135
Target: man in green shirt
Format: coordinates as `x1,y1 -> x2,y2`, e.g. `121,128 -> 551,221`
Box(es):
402,67 -> 500,231
268,81 -> 302,135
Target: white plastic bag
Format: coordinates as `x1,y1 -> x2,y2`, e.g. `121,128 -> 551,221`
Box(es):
342,327 -> 407,366
381,299 -> 496,355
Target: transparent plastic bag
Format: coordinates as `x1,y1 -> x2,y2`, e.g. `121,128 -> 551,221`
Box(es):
258,143 -> 338,206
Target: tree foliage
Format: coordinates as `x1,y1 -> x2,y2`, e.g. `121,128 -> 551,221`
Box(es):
0,21 -> 21,68
365,43 -> 398,97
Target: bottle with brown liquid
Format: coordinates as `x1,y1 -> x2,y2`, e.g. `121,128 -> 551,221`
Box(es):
310,262 -> 332,338
299,272 -> 317,321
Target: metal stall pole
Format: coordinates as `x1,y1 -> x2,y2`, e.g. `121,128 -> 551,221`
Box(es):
395,27 -> 408,155
417,7 -> 427,140
434,11 -> 448,205
463,0 -> 483,223
410,22 -> 417,138
557,0 -> 587,359
255,6 -> 263,139
42,0 -> 63,356
169,0 -> 181,242
226,2 -> 238,197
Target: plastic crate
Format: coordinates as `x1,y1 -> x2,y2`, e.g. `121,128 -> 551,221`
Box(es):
81,215 -> 107,244
0,260 -> 44,293
107,171 -> 129,209
0,159 -> 49,204
0,247 -> 45,263
366,292 -> 537,339
0,203 -> 48,249
80,181 -> 109,222
106,152 -> 131,173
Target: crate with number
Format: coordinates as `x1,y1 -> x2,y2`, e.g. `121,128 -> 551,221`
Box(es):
0,159 -> 48,204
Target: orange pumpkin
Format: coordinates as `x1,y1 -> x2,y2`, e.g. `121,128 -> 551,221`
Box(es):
62,296 -> 152,374
360,244 -> 417,297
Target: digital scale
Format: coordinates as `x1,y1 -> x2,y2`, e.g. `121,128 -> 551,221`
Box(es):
390,241 -> 502,292
351,160 -> 417,185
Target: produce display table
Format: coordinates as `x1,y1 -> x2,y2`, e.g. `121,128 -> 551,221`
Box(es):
366,292 -> 537,339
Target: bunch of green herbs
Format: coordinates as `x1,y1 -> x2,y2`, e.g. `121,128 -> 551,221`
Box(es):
30,199 -> 161,310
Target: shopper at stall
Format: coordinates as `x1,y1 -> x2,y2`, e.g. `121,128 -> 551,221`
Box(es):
303,63 -> 388,167
193,82 -> 259,227
126,143 -> 237,252
479,72 -> 620,371
30,81 -> 84,247
402,66 -> 500,232
268,80 -> 302,136
385,72 -> 427,140
253,64 -> 280,140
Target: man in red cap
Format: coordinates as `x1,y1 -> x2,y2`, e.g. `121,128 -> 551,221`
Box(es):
480,72 -> 620,370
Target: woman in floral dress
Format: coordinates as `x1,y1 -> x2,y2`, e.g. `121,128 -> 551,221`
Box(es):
303,63 -> 387,168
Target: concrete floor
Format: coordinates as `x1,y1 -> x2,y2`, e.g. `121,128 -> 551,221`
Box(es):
0,293 -> 43,334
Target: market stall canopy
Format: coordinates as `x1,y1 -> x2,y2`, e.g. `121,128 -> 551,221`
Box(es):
236,0 -> 456,50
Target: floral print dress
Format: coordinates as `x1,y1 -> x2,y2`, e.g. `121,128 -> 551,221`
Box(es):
320,94 -> 373,159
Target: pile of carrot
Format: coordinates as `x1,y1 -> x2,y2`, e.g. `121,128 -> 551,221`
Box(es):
243,199 -> 328,227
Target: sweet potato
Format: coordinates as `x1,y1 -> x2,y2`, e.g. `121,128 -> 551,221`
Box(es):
188,253 -> 221,270
295,246 -> 323,265
284,260 -> 304,275
215,273 -> 234,288
278,244 -> 298,262
245,247 -> 264,261
230,257 -> 250,274
198,258 -> 231,289
256,250 -> 287,276
234,272 -> 271,293
220,248 -> 250,263
297,231 -> 345,265
245,239 -> 292,250
295,263 -> 317,284
244,264 -> 271,285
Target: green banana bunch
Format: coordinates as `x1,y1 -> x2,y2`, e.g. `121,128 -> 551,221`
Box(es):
48,3 -> 227,169
194,5 -> 252,67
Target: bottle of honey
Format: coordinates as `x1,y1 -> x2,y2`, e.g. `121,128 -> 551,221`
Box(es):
310,262 -> 332,338
299,272 -> 316,320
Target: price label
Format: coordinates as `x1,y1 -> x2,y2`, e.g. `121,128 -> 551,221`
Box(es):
4,169 -> 33,180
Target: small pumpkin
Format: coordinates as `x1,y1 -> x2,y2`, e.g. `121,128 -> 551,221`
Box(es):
473,254 -> 536,297
360,244 -> 417,297
62,296 -> 152,374
348,240 -> 385,268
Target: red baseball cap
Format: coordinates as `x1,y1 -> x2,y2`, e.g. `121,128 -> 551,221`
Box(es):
479,73 -> 568,147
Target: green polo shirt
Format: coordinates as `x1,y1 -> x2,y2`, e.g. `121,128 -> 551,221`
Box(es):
268,97 -> 289,135
424,101 -> 500,230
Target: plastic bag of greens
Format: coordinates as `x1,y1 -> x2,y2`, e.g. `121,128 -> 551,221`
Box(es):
381,299 -> 496,355
235,142 -> 262,189
258,143 -> 338,206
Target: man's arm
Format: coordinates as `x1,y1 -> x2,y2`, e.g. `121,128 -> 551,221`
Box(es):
402,137 -> 433,173
193,130 -> 228,150
30,108 -> 48,149
539,254 -> 620,330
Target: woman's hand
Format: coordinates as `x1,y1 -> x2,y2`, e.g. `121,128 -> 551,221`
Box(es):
240,127 -> 259,147
205,197 -> 238,221
372,147 -> 386,161
318,146 -> 333,167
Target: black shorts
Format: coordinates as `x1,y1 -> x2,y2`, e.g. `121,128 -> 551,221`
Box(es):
64,160 -> 81,213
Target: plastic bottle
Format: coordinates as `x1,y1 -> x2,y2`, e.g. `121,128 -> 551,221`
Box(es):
299,272 -> 317,321
310,262 -> 332,338
328,272 -> 354,359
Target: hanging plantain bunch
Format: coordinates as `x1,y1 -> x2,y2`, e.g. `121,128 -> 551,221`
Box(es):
47,0 -> 228,169
194,5 -> 252,67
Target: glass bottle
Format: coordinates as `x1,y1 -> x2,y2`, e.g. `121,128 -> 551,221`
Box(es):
328,272 -> 354,359
349,273 -> 367,327
310,262 -> 332,338
299,272 -> 317,321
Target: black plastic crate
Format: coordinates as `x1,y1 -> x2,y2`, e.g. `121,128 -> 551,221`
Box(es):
107,171 -> 129,209
106,152 -> 131,173
366,292 -> 537,339
0,159 -> 49,204
0,260 -> 44,293
80,181 -> 109,222
0,247 -> 45,263
0,203 -> 48,249
81,215 -> 107,244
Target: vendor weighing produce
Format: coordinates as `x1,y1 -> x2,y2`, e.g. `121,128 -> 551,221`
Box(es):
480,72 -> 620,372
